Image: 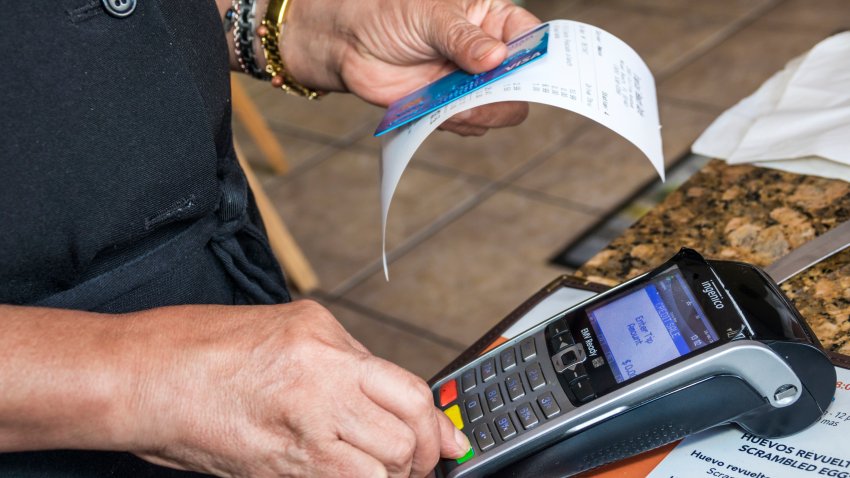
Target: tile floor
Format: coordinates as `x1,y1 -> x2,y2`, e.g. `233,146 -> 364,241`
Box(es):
234,0 -> 843,380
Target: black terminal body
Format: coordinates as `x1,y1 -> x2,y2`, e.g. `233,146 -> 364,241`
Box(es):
431,249 -> 836,478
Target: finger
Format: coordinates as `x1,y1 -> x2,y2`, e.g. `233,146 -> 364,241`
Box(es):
360,358 -> 457,476
436,408 -> 472,459
482,1 -> 542,42
448,102 -> 529,129
337,399 -> 417,478
421,4 -> 508,73
437,122 -> 489,137
316,440 -> 389,478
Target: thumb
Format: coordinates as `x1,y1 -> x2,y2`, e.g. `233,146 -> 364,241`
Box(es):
425,8 -> 507,73
436,408 -> 472,459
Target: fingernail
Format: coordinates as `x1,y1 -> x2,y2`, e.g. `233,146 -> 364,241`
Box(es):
453,109 -> 472,121
472,39 -> 500,61
454,427 -> 471,454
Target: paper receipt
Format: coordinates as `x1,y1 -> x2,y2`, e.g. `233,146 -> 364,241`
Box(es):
379,20 -> 664,278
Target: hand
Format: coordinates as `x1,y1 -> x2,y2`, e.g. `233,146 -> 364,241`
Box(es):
282,0 -> 541,136
124,300 -> 470,477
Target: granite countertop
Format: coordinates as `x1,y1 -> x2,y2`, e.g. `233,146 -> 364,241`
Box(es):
577,160 -> 850,354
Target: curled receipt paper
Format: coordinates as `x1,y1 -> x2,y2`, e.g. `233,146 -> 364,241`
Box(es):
379,20 -> 664,278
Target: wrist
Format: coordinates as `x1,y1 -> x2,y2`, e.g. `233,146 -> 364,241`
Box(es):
277,0 -> 349,92
115,305 -> 252,457
222,0 -> 346,94
113,306 -> 200,454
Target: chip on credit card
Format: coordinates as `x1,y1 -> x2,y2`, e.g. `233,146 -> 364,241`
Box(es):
374,23 -> 550,137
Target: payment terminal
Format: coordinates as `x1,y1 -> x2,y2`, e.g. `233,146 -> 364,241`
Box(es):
431,249 -> 836,477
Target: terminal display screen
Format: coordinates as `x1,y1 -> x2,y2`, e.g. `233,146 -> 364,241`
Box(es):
587,267 -> 720,383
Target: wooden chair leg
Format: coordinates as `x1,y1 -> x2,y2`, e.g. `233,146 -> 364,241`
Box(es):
231,75 -> 291,175
234,141 -> 319,293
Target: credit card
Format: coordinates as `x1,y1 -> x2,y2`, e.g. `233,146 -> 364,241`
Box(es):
374,23 -> 550,137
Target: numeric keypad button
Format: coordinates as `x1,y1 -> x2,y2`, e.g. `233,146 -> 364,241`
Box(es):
493,414 -> 517,441
464,396 -> 484,423
538,392 -> 561,419
480,359 -> 496,383
473,425 -> 496,451
504,373 -> 525,401
525,363 -> 546,390
461,369 -> 477,392
499,348 -> 517,372
515,403 -> 539,429
484,384 -> 504,412
520,338 -> 537,361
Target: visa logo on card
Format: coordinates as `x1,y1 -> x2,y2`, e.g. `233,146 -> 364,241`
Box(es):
375,24 -> 550,137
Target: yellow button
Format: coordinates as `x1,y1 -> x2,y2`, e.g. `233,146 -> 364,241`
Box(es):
444,404 -> 464,430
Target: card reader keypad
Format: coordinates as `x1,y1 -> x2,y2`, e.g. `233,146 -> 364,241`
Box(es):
432,250 -> 800,475
435,332 -> 582,466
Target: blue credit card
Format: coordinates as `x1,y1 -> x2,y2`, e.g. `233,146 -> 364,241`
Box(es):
374,24 -> 550,137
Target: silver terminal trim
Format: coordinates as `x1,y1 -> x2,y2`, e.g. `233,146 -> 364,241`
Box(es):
448,340 -> 800,478
563,340 -> 801,437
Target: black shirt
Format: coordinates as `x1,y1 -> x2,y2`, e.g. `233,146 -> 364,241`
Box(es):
0,0 -> 288,310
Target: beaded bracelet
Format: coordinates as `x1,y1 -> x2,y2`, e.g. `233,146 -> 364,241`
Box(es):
257,0 -> 324,99
232,0 -> 269,80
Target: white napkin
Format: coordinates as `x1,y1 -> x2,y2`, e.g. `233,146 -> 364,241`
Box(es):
692,32 -> 850,182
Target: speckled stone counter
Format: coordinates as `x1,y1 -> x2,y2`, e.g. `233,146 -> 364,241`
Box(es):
577,160 -> 850,354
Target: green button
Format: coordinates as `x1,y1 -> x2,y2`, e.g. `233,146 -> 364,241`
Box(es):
456,447 -> 475,465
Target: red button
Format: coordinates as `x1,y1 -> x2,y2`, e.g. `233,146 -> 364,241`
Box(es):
439,379 -> 458,406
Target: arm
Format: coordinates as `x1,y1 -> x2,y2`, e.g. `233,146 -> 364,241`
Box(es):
219,0 -> 541,136
0,301 -> 470,477
0,306 -> 136,452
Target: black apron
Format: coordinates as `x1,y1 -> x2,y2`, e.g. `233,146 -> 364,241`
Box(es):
0,0 -> 289,475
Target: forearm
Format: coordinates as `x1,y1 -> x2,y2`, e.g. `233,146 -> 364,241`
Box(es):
0,297 -> 468,476
0,305 -> 137,452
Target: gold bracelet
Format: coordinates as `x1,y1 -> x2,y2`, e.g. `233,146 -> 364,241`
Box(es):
257,0 -> 324,99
